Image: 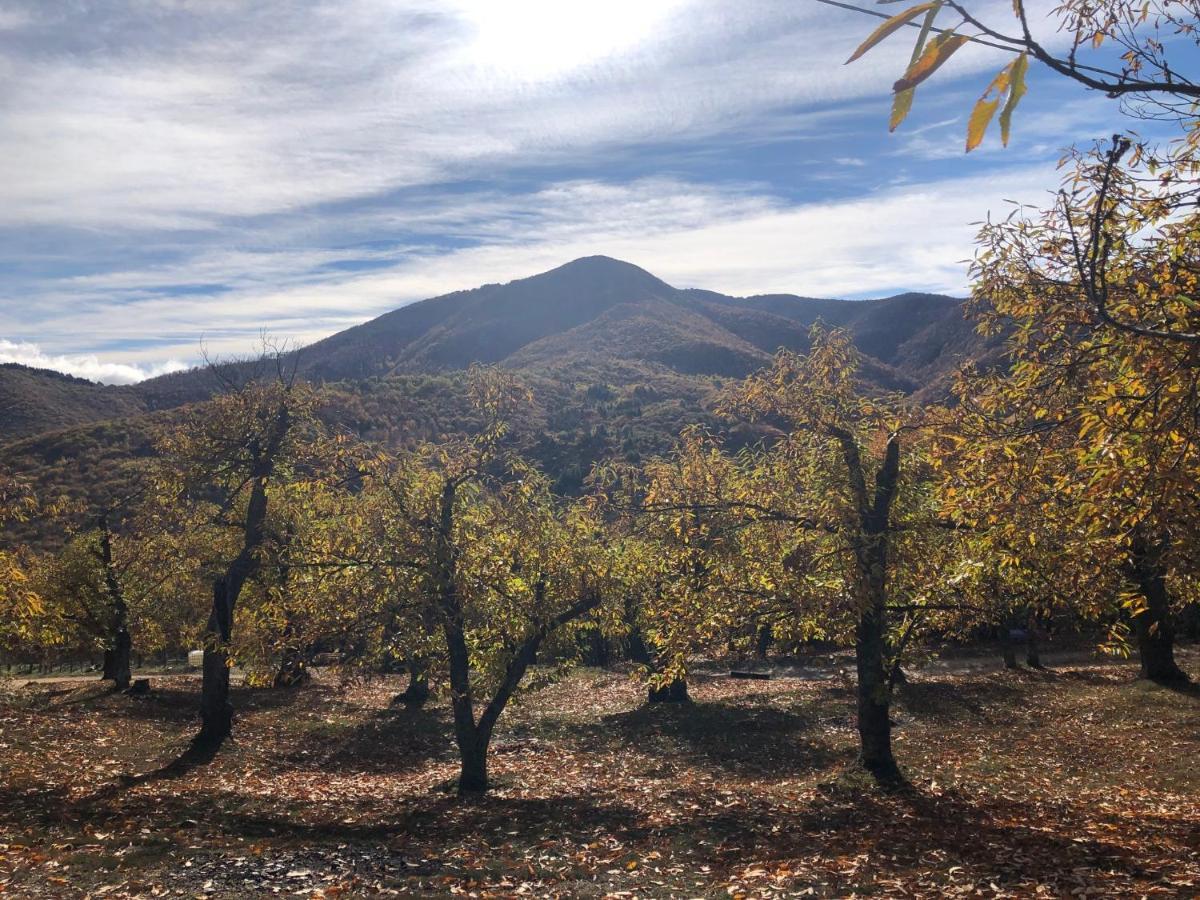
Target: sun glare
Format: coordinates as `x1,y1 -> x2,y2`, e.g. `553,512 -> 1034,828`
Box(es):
448,0 -> 687,80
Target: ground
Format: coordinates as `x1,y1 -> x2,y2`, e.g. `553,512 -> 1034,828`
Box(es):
1,653 -> 1198,898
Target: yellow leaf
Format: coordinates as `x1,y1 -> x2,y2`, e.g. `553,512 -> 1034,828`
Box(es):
845,1 -> 941,64
890,87 -> 916,132
965,60 -> 1016,151
966,96 -> 1000,152
893,32 -> 969,92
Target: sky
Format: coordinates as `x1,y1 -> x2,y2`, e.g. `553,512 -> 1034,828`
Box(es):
0,0 -> 1153,383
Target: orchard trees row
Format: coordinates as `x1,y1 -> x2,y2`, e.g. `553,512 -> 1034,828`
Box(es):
3,310 -> 1198,790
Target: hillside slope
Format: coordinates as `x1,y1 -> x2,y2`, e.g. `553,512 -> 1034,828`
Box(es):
3,257 -> 986,447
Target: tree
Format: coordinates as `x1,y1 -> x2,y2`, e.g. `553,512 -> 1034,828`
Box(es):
156,357 -> 319,748
306,368 -> 611,793
722,327 -> 951,782
28,506 -> 194,690
625,428 -> 786,702
937,141 -> 1200,683
0,472 -> 42,657
840,0 -> 1200,150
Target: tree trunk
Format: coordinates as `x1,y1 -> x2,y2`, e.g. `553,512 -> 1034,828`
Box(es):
272,648 -> 310,688
1001,627 -> 1018,669
1025,615 -> 1043,669
98,515 -> 133,691
836,428 -> 901,784
458,737 -> 489,794
110,628 -> 133,691
192,417 -> 284,747
855,596 -> 898,781
628,624 -> 689,704
648,677 -> 690,703
1126,531 -> 1188,684
196,579 -> 234,748
394,663 -> 430,707
755,623 -> 773,661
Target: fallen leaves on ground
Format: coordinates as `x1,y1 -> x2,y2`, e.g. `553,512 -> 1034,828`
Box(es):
1,654 -> 1198,898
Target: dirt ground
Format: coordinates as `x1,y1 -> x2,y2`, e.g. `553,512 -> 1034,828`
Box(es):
1,651 -> 1197,898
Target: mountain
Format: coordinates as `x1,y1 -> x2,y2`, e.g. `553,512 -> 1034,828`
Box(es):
1,257 -> 998,537
279,256 -> 983,389
4,256 -> 987,443
0,364 -> 148,439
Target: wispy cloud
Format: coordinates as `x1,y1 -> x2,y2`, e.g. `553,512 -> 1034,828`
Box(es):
0,0 -> 1034,230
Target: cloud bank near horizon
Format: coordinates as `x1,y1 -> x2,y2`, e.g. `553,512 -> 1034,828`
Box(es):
0,339 -> 188,385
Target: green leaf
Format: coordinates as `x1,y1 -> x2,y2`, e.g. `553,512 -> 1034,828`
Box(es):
845,1 -> 941,64
997,52 -> 1029,146
893,31 -> 969,92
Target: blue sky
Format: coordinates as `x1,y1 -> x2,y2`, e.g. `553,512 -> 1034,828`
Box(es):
0,0 -> 1157,383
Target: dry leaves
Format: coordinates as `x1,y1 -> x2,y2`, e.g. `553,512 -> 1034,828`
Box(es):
1,656 -> 1197,898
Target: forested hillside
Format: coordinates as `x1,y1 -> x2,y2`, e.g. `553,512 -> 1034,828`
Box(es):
0,258 -> 992,541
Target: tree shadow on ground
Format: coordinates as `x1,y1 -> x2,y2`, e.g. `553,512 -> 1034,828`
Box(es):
1057,667 -> 1200,700
561,699 -> 851,779
895,676 -> 1027,724
224,792 -> 645,847
103,683 -> 302,726
280,702 -> 456,774
621,781 -> 1154,890
193,779 -> 1158,892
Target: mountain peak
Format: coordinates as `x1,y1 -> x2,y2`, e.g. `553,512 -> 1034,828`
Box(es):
528,255 -> 673,292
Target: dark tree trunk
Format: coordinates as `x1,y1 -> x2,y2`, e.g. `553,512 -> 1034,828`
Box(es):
193,405 -> 289,748
1025,614 -> 1043,669
98,515 -> 133,691
1001,627 -> 1018,669
1126,531 -> 1188,684
836,428 -> 902,784
755,623 -> 773,661
582,628 -> 611,667
648,677 -> 690,703
457,737 -> 489,794
394,663 -> 430,707
196,578 -> 234,748
272,648 -> 310,688
110,628 -> 133,692
628,623 -> 689,704
855,594 -> 898,781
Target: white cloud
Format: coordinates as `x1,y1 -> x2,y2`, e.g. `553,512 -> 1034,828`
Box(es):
0,339 -> 188,385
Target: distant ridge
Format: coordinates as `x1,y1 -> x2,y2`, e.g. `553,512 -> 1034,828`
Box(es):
2,256 -> 990,445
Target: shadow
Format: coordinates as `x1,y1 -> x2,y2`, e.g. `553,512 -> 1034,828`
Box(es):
120,740 -> 223,786
1057,667 -> 1200,699
562,699 -> 849,779
223,792 -> 645,847
1155,675 -> 1200,698
279,702 -> 455,774
1055,668 -> 1131,686
895,676 -> 1027,723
